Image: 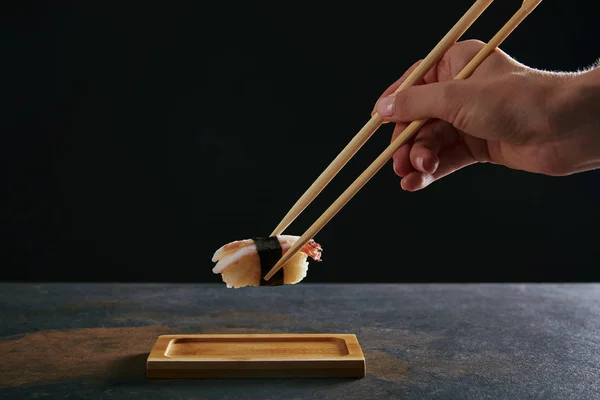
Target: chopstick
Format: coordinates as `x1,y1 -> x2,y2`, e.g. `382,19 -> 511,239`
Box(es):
270,0 -> 495,237
264,0 -> 543,281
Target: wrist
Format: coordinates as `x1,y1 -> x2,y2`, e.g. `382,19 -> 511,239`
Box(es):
549,66 -> 600,174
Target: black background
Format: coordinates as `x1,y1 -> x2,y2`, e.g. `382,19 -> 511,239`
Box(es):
2,1 -> 599,283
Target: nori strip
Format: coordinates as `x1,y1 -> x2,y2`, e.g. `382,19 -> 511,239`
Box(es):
253,237 -> 284,286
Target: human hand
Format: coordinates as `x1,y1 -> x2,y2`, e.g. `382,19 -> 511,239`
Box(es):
373,39 -> 600,191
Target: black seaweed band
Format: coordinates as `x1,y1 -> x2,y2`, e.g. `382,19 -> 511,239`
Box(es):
254,237 -> 284,286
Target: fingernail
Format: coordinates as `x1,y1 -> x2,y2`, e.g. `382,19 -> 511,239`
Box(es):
377,96 -> 395,117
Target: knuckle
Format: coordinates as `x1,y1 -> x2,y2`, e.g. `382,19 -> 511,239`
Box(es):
393,93 -> 412,120
442,39 -> 487,78
440,84 -> 460,118
436,55 -> 452,80
460,39 -> 486,49
441,82 -> 473,130
413,126 -> 437,147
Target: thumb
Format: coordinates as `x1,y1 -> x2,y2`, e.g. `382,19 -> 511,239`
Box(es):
375,80 -> 475,133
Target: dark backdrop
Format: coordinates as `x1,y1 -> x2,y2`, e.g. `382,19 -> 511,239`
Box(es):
2,1 -> 599,283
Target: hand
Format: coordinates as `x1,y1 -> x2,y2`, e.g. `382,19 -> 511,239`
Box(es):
373,39 -> 600,191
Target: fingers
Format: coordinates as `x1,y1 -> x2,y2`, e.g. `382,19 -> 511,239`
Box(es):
435,39 -> 487,81
399,143 -> 476,191
375,80 -> 476,133
430,39 -> 512,82
392,142 -> 414,177
390,122 -> 414,176
390,120 -> 458,177
372,40 -> 487,117
409,120 -> 458,175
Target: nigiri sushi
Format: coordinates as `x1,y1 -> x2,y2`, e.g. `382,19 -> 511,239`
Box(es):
212,235 -> 323,288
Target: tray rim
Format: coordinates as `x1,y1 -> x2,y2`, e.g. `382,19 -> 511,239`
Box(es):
147,333 -> 365,363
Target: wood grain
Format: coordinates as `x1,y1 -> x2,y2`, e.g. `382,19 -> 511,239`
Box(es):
146,333 -> 366,379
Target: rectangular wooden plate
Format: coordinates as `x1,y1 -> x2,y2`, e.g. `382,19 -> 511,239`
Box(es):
146,333 -> 365,379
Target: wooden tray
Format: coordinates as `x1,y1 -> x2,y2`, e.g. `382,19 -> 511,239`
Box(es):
146,333 -> 366,379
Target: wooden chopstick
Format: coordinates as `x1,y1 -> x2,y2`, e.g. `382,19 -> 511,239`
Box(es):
264,0 -> 543,281
270,0 -> 495,237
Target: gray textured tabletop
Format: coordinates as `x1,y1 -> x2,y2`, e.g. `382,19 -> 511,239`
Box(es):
1,283 -> 599,399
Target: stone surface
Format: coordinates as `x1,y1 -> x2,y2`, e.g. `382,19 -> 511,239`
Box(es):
1,283 -> 599,399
